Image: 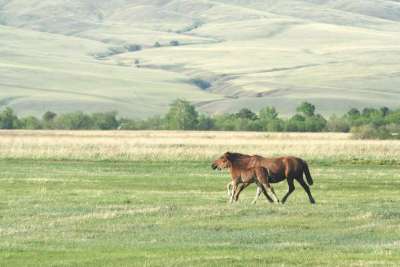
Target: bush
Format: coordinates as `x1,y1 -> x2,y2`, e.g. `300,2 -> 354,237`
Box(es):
285,114 -> 306,132
213,114 -> 236,131
235,108 -> 257,121
125,44 -> 142,52
0,107 -> 19,129
55,112 -> 94,130
326,115 -> 350,132
169,40 -> 180,46
20,116 -> 42,129
351,125 -> 394,139
92,111 -> 119,130
165,99 -> 198,130
118,118 -> 139,130
197,114 -> 214,130
190,79 -> 211,90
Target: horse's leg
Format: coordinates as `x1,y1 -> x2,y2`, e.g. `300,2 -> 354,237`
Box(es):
281,177 -> 295,204
255,168 -> 277,203
261,182 -> 279,203
257,182 -> 274,203
226,182 -> 233,198
233,183 -> 251,201
296,177 -> 316,204
251,186 -> 262,204
230,181 -> 239,203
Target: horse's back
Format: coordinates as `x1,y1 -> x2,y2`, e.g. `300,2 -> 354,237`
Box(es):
281,156 -> 306,177
258,156 -> 305,179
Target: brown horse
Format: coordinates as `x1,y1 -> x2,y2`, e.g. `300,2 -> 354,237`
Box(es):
211,152 -> 279,203
241,154 -> 316,204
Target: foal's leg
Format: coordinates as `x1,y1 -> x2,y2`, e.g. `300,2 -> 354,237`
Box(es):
226,182 -> 233,198
255,168 -> 278,203
251,186 -> 262,204
234,183 -> 251,201
281,177 -> 295,204
296,177 -> 316,204
230,181 -> 239,204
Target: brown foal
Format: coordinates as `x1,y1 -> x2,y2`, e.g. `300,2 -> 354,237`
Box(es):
211,152 -> 279,203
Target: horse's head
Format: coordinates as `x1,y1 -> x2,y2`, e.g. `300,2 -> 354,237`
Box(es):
211,152 -> 232,170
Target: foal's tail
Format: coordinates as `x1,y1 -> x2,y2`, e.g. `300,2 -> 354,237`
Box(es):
303,161 -> 313,186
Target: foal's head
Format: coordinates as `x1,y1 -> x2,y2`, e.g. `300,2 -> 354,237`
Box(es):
211,152 -> 232,170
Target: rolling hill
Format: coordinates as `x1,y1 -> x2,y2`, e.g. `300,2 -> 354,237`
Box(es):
1,0 -> 400,118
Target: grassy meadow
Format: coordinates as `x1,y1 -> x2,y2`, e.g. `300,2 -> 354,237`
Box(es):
0,130 -> 400,266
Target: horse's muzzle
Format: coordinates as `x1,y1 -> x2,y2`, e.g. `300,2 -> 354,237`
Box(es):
211,163 -> 217,170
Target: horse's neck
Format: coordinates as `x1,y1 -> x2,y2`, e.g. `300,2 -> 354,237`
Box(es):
231,157 -> 249,167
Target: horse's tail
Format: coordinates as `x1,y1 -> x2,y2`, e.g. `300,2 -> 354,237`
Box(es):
303,161 -> 313,186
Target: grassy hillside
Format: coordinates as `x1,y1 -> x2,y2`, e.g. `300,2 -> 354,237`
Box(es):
1,0 -> 400,117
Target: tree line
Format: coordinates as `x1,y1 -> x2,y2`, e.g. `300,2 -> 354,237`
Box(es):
0,99 -> 399,139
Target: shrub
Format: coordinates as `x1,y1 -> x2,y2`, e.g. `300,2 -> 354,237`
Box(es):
92,111 -> 119,130
197,114 -> 214,130
170,40 -> 180,46
326,115 -> 350,132
166,99 -> 198,130
20,116 -> 42,129
0,107 -> 19,129
125,44 -> 142,52
190,79 -> 211,90
55,112 -> 94,130
351,125 -> 392,139
235,108 -> 257,120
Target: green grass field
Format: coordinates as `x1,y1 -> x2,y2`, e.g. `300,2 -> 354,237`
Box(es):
1,159 -> 399,266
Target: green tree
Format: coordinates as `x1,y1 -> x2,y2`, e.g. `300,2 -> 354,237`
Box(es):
197,114 -> 214,130
304,114 -> 327,132
385,108 -> 400,124
259,107 -> 284,131
235,108 -> 257,120
42,111 -> 57,129
141,116 -> 165,130
326,115 -> 350,132
20,116 -> 42,129
165,99 -> 198,130
347,108 -> 361,118
259,107 -> 278,120
43,111 -> 57,122
55,112 -> 94,130
285,114 -> 306,132
92,111 -> 119,130
380,107 -> 390,117
213,114 -> 236,131
0,107 -> 19,129
296,102 -> 315,117
289,102 -> 327,132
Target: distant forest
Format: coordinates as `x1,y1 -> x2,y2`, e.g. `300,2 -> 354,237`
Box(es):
0,99 -> 399,139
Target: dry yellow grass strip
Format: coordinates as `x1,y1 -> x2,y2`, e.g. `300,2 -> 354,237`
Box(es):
0,130 -> 399,161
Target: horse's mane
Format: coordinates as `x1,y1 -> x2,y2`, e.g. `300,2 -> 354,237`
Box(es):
225,152 -> 251,168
